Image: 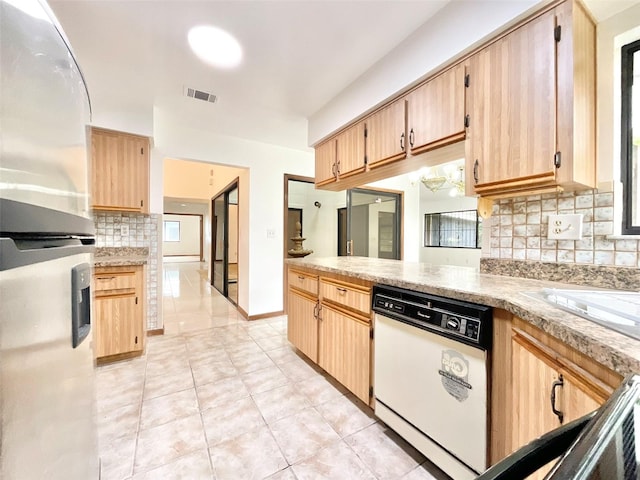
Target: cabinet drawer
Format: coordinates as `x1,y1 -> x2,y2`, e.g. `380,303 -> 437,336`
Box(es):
94,272 -> 137,292
320,278 -> 371,316
289,269 -> 318,296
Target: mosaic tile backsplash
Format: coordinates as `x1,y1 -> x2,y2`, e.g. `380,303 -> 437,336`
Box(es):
487,189 -> 640,267
94,212 -> 160,330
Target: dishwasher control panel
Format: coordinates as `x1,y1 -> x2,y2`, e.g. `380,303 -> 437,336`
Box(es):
372,285 -> 492,349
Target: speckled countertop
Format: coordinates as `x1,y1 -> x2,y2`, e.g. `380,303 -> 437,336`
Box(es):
93,247 -> 149,267
287,256 -> 640,376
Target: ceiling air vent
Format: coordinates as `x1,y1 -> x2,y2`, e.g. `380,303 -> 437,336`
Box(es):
184,86 -> 217,103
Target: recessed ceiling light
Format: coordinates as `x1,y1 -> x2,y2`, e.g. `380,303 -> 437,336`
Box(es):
188,25 -> 242,69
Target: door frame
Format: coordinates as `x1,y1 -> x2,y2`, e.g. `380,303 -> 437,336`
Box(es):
211,177 -> 240,304
283,174 -> 315,314
346,186 -> 404,260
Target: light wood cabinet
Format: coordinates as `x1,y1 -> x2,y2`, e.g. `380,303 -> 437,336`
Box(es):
490,311 -> 622,468
315,122 -> 365,188
287,288 -> 319,363
408,63 -> 467,155
91,127 -> 150,213
318,303 -> 371,404
314,139 -> 337,187
366,100 -> 407,168
93,265 -> 145,361
465,1 -> 595,198
286,266 -> 373,405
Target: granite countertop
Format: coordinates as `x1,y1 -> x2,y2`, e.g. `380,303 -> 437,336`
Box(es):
93,247 -> 149,267
287,256 -> 640,376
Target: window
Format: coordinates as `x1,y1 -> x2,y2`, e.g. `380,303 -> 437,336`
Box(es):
621,39 -> 640,234
424,210 -> 481,248
163,221 -> 180,242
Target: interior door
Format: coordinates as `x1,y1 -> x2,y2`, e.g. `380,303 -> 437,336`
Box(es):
212,194 -> 226,295
346,189 -> 401,259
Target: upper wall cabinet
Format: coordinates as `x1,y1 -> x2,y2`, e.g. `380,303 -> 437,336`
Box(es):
366,100 -> 407,169
315,122 -> 365,189
407,63 -> 467,155
91,127 -> 150,213
465,0 -> 596,198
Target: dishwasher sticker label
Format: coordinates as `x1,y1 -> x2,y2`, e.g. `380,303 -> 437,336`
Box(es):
439,350 -> 472,402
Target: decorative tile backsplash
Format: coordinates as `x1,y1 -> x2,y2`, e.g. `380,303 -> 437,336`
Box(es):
487,190 -> 640,268
94,212 -> 160,330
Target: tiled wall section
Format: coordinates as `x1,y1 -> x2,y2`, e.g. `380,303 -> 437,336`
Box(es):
94,212 -> 160,330
488,189 -> 640,267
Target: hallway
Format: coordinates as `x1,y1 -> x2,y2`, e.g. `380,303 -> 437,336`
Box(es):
96,262 -> 444,479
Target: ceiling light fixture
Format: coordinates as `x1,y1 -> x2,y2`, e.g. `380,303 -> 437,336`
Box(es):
188,25 -> 242,69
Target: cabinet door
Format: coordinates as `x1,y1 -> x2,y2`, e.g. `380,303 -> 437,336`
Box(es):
336,122 -> 365,179
319,305 -> 370,404
314,139 -> 337,187
408,63 -> 466,155
511,337 -> 561,480
91,129 -> 120,210
366,100 -> 406,168
563,376 -> 601,424
94,294 -> 142,358
467,10 -> 557,193
121,134 -> 149,213
287,289 -> 318,362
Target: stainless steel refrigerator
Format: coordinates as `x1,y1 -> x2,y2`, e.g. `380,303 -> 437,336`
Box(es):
0,0 -> 99,478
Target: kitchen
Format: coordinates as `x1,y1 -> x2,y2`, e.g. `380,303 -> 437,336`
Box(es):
2,0 -> 640,479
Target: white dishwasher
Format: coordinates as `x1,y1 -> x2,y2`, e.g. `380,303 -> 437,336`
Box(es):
373,285 -> 492,480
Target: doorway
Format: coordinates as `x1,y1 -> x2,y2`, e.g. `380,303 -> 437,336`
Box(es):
211,179 -> 239,305
344,188 -> 402,259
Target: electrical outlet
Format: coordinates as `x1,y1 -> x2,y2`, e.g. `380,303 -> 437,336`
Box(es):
547,214 -> 583,240
266,228 -> 276,239
121,224 -> 129,236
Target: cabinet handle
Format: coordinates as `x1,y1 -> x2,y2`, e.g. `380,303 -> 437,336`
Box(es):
473,159 -> 479,183
96,276 -> 116,281
313,302 -> 319,319
400,132 -> 405,151
298,275 -> 305,281
409,128 -> 414,147
336,160 -> 341,175
336,287 -> 347,295
550,374 -> 564,424
317,303 -> 322,321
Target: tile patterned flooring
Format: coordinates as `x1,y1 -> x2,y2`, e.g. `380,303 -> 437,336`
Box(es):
96,262 -> 448,480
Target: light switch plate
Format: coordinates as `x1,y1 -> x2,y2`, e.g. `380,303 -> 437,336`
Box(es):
266,228 -> 276,239
547,214 -> 583,240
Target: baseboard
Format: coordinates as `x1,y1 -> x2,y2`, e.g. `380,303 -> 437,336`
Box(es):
96,350 -> 143,366
147,328 -> 164,336
249,310 -> 285,321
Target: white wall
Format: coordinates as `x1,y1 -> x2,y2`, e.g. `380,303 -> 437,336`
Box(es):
288,182 -> 345,258
419,193 -> 482,268
153,107 -> 314,317
163,214 -> 201,256
308,0 -> 540,144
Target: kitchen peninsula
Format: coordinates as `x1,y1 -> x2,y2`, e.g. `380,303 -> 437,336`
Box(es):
286,256 -> 639,467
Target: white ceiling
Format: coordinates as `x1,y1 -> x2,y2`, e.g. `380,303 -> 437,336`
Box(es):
48,0 -> 450,152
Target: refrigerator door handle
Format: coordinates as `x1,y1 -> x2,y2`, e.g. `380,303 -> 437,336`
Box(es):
71,263 -> 91,348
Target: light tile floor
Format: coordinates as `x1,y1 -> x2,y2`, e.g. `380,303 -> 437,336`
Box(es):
96,262 -> 450,480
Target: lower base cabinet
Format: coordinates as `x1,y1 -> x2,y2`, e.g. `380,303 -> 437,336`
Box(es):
319,304 -> 371,404
491,312 -> 623,472
286,267 -> 373,406
93,265 -> 145,360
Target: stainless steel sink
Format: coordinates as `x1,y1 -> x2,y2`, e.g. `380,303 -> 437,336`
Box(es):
525,288 -> 640,341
